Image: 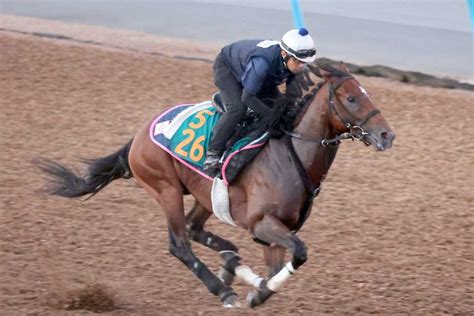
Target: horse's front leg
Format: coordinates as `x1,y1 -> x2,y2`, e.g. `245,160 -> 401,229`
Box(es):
186,201 -> 239,253
185,201 -> 270,291
185,202 -> 262,288
263,245 -> 286,278
247,214 -> 308,308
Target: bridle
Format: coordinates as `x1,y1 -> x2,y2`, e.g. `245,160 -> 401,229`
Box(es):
328,76 -> 380,146
283,75 -> 381,147
282,75 -> 382,232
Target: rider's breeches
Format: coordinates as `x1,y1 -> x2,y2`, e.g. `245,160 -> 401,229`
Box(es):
209,53 -> 247,153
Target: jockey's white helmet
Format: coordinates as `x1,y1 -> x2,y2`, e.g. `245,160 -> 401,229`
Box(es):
280,28 -> 317,63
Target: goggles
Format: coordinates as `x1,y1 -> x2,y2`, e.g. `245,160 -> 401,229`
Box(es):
281,41 -> 317,60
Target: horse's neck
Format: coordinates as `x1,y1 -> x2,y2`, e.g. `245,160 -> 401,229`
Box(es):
292,85 -> 337,184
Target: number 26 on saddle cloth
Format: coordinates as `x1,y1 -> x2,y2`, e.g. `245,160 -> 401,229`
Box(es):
150,101 -> 269,185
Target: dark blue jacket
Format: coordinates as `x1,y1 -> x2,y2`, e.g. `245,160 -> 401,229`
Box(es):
221,39 -> 292,95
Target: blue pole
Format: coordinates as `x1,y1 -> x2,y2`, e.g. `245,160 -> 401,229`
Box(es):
291,0 -> 305,29
468,0 -> 474,33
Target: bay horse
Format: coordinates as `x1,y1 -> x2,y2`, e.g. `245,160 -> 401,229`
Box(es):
37,63 -> 395,308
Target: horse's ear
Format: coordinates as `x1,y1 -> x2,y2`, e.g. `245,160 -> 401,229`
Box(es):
339,61 -> 351,74
309,64 -> 332,79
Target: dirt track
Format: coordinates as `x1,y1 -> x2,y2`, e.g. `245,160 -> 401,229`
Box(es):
1,26 -> 473,315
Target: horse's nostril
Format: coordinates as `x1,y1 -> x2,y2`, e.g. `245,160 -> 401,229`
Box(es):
381,131 -> 395,141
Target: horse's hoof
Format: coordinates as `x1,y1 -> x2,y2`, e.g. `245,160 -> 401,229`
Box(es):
246,288 -> 275,308
222,294 -> 241,308
218,266 -> 235,286
247,290 -> 260,308
218,250 -> 240,286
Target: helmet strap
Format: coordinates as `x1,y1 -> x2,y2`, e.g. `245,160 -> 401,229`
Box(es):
283,54 -> 292,69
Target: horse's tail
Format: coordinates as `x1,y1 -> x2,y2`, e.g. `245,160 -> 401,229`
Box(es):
36,139 -> 133,199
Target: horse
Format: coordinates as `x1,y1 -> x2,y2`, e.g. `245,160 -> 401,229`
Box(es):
37,62 -> 395,308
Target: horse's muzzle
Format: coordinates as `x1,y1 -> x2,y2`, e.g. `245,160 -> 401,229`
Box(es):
367,130 -> 395,151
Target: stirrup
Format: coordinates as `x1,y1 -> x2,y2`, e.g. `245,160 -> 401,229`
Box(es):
203,160 -> 221,178
204,165 -> 220,178
204,155 -> 220,168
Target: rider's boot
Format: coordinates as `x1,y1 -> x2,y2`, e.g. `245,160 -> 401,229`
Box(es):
203,149 -> 222,177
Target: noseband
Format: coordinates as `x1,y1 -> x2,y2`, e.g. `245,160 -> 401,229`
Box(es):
284,75 -> 381,147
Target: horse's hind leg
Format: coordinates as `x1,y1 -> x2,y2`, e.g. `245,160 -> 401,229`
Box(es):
247,214 -> 308,308
185,200 -> 241,286
139,180 -> 240,307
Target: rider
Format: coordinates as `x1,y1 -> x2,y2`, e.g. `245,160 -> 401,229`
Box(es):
203,28 -> 317,174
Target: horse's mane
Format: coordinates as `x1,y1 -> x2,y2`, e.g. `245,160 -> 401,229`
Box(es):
279,61 -> 350,133
279,83 -> 322,132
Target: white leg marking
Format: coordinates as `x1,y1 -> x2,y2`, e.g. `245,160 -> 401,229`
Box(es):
266,262 -> 296,292
235,265 -> 264,288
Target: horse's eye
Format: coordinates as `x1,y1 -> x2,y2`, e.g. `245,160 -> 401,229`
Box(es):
347,96 -> 356,103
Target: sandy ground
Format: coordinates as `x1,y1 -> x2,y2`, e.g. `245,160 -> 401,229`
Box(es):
1,17 -> 473,315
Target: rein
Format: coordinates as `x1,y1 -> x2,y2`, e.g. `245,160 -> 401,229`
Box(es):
282,129 -> 354,147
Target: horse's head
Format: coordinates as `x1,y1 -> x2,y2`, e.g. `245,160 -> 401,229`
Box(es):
312,62 -> 395,151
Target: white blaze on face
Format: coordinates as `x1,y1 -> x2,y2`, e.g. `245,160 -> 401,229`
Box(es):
359,86 -> 373,102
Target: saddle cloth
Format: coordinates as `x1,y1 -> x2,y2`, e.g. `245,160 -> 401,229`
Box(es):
150,101 -> 269,185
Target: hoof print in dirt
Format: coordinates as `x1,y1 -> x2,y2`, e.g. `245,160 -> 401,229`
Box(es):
47,283 -> 119,313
